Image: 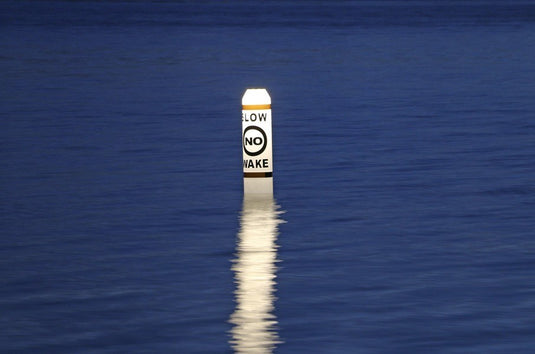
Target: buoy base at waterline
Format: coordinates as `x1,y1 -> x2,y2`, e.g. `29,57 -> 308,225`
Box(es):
243,176 -> 273,195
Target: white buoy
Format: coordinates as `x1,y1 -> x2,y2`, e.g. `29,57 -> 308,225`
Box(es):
242,88 -> 273,194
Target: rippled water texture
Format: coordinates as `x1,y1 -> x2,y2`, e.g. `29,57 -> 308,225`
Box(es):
2,1 -> 535,352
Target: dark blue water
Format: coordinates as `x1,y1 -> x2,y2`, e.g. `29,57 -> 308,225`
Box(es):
2,1 -> 535,352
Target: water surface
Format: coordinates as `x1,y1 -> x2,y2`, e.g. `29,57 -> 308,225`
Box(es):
2,1 -> 535,352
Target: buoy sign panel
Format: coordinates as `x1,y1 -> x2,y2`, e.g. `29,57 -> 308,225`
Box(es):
243,126 -> 267,156
242,109 -> 272,173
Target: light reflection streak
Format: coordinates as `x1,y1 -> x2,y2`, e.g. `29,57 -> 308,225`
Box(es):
229,196 -> 285,353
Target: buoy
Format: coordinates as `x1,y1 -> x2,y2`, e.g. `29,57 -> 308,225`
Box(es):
242,88 -> 273,194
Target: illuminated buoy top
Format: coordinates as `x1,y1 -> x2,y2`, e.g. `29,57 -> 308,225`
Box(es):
242,89 -> 271,109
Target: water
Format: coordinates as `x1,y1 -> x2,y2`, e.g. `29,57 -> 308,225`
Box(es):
2,1 -> 535,352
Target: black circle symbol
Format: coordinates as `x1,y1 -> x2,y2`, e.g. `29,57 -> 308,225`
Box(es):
243,126 -> 267,156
